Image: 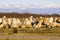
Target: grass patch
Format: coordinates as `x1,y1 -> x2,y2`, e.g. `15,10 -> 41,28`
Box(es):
0,27 -> 60,36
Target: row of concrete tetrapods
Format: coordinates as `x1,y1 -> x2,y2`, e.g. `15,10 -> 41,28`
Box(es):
0,16 -> 60,28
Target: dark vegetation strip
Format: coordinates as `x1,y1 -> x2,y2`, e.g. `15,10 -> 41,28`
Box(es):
0,12 -> 59,18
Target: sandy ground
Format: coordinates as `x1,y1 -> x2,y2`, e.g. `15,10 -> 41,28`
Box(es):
0,35 -> 60,40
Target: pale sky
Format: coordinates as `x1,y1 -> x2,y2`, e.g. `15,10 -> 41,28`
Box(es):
0,0 -> 60,8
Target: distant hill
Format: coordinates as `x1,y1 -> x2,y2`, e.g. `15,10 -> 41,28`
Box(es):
0,8 -> 60,14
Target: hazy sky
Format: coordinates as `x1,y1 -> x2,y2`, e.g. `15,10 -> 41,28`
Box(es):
0,0 -> 60,8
